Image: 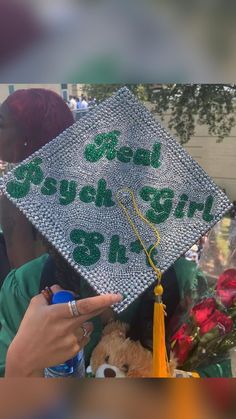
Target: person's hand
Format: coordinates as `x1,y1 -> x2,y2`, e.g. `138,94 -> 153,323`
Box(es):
5,285 -> 122,377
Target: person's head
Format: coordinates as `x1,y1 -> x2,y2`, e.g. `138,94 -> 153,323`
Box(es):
0,89 -> 74,163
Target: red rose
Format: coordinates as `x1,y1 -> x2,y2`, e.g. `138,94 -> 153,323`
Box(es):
171,323 -> 189,342
199,310 -> 233,335
171,323 -> 195,365
216,269 -> 236,307
172,335 -> 195,366
191,298 -> 216,326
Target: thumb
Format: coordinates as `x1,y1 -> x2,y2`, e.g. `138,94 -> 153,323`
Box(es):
50,285 -> 64,294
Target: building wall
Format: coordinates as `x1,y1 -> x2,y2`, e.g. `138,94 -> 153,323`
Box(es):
0,85 -> 10,103
68,84 -> 84,98
156,112 -> 236,201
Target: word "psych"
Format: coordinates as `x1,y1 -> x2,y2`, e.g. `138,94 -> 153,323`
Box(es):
6,158 -> 114,207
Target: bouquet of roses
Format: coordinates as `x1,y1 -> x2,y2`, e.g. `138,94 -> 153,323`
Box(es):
170,269 -> 236,370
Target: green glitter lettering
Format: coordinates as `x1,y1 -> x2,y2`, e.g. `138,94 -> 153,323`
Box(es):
117,146 -> 133,163
149,188 -> 174,223
6,158 -> 44,198
188,201 -> 204,218
174,194 -> 189,218
133,148 -> 151,166
41,177 -> 57,196
141,187 -> 174,224
130,240 -> 143,254
70,229 -> 104,266
79,185 -> 96,203
202,195 -> 214,222
84,133 -> 162,169
59,180 -> 77,205
108,235 -> 129,264
139,186 -> 157,202
151,143 -> 162,169
84,130 -> 121,162
95,179 -> 115,207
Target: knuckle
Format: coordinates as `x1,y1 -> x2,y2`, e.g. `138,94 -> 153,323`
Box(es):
48,308 -> 57,320
44,312 -> 55,328
73,335 -> 79,347
77,300 -> 90,314
65,335 -> 78,352
72,342 -> 80,356
55,322 -> 67,337
65,335 -> 74,348
30,295 -> 38,305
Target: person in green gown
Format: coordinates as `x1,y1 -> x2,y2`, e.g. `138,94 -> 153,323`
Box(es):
0,244 -> 232,377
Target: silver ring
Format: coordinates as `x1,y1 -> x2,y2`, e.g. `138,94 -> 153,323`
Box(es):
68,300 -> 80,318
81,325 -> 88,338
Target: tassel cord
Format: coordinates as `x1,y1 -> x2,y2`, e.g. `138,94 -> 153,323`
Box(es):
116,188 -> 171,377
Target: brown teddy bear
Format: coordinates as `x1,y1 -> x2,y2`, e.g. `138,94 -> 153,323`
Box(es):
89,321 -> 199,378
90,321 -> 153,377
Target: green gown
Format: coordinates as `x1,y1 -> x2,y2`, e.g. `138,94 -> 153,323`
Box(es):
0,254 -> 232,377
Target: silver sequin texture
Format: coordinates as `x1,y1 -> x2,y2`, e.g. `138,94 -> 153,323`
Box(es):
0,87 -> 232,312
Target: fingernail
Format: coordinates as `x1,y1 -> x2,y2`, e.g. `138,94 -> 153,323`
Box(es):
113,293 -> 123,303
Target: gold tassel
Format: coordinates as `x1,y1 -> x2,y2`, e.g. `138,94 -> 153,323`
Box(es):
153,284 -> 170,377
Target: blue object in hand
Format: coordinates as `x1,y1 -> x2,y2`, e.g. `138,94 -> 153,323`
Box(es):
44,290 -> 85,378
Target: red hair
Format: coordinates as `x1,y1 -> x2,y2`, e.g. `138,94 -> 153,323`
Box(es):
4,88 -> 74,157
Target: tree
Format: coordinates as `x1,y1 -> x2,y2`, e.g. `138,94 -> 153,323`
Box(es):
84,84 -> 236,144
153,84 -> 236,144
83,84 -> 149,102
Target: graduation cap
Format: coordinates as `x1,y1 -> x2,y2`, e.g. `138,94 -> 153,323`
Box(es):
1,87 -> 231,376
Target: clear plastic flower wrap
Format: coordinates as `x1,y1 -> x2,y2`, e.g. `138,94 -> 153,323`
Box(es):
169,218 -> 236,377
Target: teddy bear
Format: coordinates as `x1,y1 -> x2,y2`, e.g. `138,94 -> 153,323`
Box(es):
89,321 -> 153,378
88,321 -> 198,378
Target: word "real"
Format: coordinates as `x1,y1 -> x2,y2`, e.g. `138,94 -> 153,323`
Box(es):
84,130 -> 162,169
